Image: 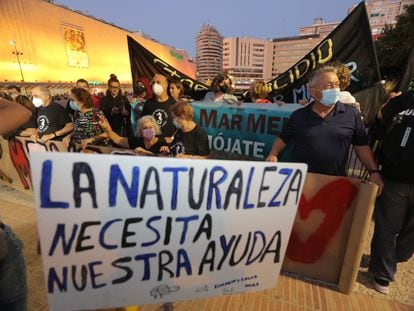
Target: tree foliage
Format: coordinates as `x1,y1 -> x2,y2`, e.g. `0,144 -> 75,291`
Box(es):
375,4 -> 414,79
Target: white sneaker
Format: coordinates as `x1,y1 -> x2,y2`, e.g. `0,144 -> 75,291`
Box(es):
373,277 -> 390,295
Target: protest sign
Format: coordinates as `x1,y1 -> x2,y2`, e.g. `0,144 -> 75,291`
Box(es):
30,152 -> 307,310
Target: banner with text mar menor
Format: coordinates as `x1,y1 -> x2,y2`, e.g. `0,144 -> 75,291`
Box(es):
192,101 -> 301,159
31,152 -> 307,310
267,1 -> 380,103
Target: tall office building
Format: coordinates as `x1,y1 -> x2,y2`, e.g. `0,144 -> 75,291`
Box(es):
271,18 -> 339,76
271,35 -> 324,77
220,18 -> 337,87
196,24 -> 223,84
299,18 -> 340,37
222,37 -> 273,90
349,0 -> 414,38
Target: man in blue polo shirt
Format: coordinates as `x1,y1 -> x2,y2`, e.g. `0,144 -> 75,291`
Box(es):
266,65 -> 383,193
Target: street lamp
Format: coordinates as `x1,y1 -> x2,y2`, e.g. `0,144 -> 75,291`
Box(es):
9,40 -> 25,82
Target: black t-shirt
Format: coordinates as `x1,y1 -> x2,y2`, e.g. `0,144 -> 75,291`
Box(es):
279,102 -> 368,176
20,111 -> 37,130
37,102 -> 71,140
379,90 -> 414,183
101,94 -> 131,136
127,136 -> 168,154
141,97 -> 176,136
169,125 -> 210,157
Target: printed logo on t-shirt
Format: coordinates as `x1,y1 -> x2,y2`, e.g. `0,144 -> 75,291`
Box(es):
152,108 -> 169,128
38,115 -> 50,133
170,141 -> 185,156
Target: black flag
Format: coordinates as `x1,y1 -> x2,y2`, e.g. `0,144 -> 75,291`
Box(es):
127,36 -> 210,100
267,1 -> 381,103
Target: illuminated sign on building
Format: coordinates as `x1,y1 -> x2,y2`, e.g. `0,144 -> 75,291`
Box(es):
62,25 -> 89,68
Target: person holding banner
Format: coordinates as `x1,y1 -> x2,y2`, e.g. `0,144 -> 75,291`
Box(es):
266,66 -> 383,193
97,114 -> 169,156
168,101 -> 210,158
142,74 -> 176,137
249,81 -> 272,104
62,88 -> 108,148
30,86 -> 73,143
203,73 -> 238,104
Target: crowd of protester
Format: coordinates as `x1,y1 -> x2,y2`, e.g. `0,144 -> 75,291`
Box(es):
1,63 -> 413,309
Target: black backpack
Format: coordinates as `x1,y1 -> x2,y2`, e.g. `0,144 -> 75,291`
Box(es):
379,91 -> 414,182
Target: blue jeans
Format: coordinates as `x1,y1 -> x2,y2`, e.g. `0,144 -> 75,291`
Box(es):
0,224 -> 27,311
370,177 -> 414,282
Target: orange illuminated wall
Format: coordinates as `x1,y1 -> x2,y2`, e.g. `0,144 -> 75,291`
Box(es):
0,0 -> 195,85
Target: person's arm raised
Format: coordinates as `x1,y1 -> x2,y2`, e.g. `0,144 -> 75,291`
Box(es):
97,114 -> 129,148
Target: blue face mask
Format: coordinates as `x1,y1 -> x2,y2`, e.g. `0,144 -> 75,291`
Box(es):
173,117 -> 181,129
319,88 -> 340,106
69,100 -> 80,111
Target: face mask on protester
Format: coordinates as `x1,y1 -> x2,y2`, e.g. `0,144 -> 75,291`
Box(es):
69,100 -> 80,111
173,117 -> 181,129
152,83 -> 164,97
136,84 -> 146,96
315,88 -> 340,107
219,84 -> 229,94
142,128 -> 155,140
10,94 -> 18,100
32,97 -> 44,108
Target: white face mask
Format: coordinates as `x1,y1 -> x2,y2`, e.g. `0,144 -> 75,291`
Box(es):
316,88 -> 341,107
32,97 -> 44,108
152,83 -> 164,97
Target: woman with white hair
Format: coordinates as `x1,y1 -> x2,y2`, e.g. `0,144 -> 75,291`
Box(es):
97,114 -> 169,156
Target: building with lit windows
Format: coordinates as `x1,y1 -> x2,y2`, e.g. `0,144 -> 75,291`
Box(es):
195,24 -> 223,84
271,35 -> 324,78
299,18 -> 340,37
222,37 -> 273,90
349,0 -> 414,39
0,0 -> 195,94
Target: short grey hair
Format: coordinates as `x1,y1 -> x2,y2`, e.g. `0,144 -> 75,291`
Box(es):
308,66 -> 338,88
32,86 -> 51,98
136,115 -> 161,137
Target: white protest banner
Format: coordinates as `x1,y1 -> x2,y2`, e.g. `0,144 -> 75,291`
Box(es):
30,152 -> 307,310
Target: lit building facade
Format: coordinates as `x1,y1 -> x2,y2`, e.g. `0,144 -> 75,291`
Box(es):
0,0 -> 195,92
222,37 -> 273,90
349,0 -> 414,39
271,35 -> 323,78
195,24 -> 223,84
299,18 -> 340,37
